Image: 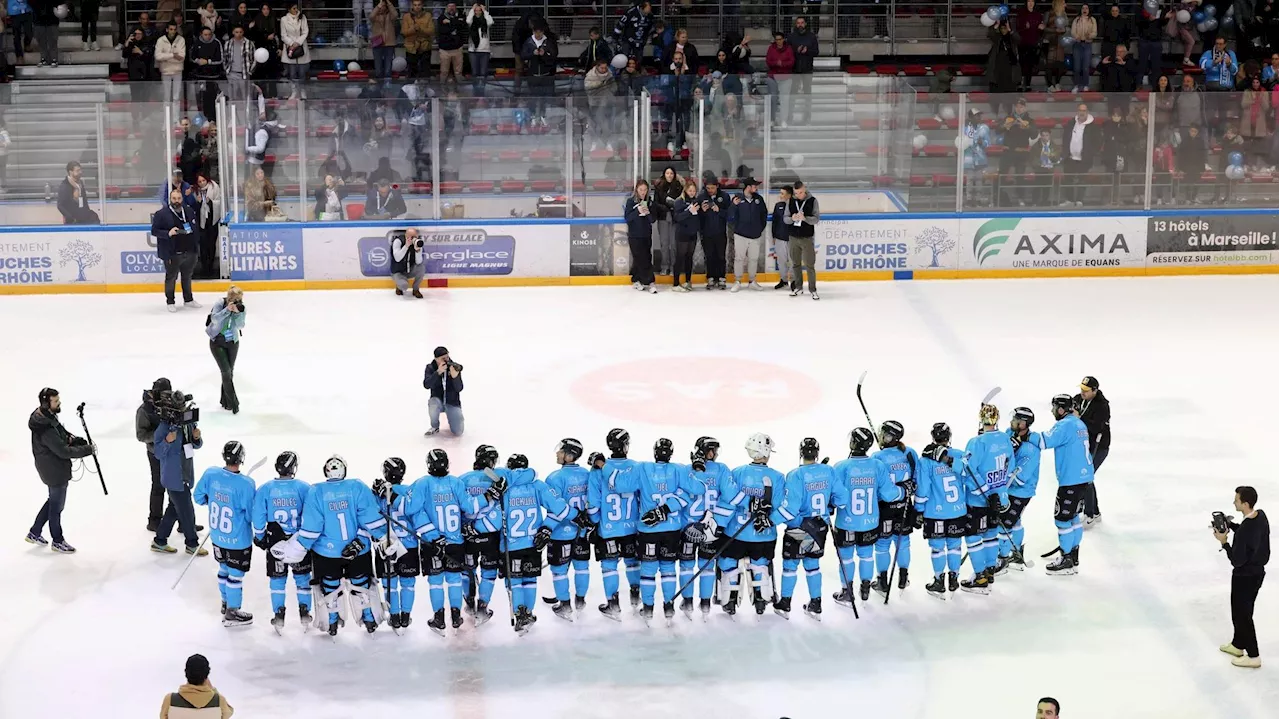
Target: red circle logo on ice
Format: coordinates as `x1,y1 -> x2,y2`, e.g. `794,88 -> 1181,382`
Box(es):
571,357 -> 821,426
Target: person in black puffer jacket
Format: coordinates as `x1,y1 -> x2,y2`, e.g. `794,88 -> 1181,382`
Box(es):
670,181 -> 701,291
623,179 -> 657,292
137,378 -> 172,532
27,388 -> 95,553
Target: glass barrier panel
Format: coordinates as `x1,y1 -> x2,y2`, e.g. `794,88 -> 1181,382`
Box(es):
232,92 -> 302,222
1159,90 -> 1278,209
102,96 -> 179,226
2,89 -> 102,226
577,92 -> 638,217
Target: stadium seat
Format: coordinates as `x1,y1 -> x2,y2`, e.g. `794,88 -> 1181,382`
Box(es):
346,203 -> 365,220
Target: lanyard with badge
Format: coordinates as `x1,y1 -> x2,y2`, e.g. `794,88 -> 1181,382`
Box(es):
173,205 -> 194,236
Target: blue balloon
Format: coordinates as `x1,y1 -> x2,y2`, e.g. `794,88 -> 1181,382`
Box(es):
987,4 -> 1001,18
1221,14 -> 1234,26
514,108 -> 528,126
192,113 -> 206,128
1060,34 -> 1075,48
1229,151 -> 1244,166
334,59 -> 346,72
314,36 -> 326,46
998,3 -> 1010,17
1204,4 -> 1217,17
1192,10 -> 1205,22
1064,55 -> 1074,69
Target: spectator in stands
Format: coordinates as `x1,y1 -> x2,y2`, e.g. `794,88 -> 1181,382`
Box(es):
1240,77 -> 1274,171
124,28 -> 155,127
611,0 -> 653,59
197,1 -> 225,40
1029,127 -> 1059,205
787,17 -> 818,125
437,1 -> 465,85
369,0 -> 399,83
961,108 -> 992,206
1069,5 -> 1096,93
0,117 -> 9,193
1236,59 -> 1262,90
402,0 -> 434,79
57,161 -> 99,224
177,120 -> 202,183
987,19 -> 1021,117
194,173 -> 222,278
245,109 -> 284,178
618,56 -> 645,97
652,166 -> 683,276
1151,130 -> 1175,203
1015,0 -> 1045,92
1175,122 -> 1206,202
585,58 -> 617,149
364,177 -> 407,219
1175,73 -> 1207,136
8,0 -> 34,64
31,0 -> 59,66
765,32 -> 794,127
649,18 -> 672,63
1200,36 -> 1239,135
696,177 -> 729,290
722,30 -> 752,71
1100,44 -> 1138,113
1099,105 -> 1130,177
664,27 -> 700,73
1042,0 -> 1069,91
79,0 -> 100,51
223,25 -> 256,107
156,22 -> 185,120
280,2 -> 310,101
624,179 -> 658,293
510,5 -> 543,91
243,165 -> 275,220
466,3 -> 493,94
770,184 -> 792,289
1214,123 -> 1244,201
228,2 -> 252,38
522,24 -> 557,127
313,174 -> 348,220
1265,54 -> 1278,87
785,180 -> 819,299
160,168 -> 198,211
159,654 -> 233,719
579,26 -> 612,72
998,99 -> 1034,206
1098,3 -> 1132,62
1060,101 -> 1098,205
670,181 -> 700,292
1153,74 -> 1175,130
1166,2 -> 1197,68
363,114 -> 395,178
191,26 -> 226,121
1135,2 -> 1164,87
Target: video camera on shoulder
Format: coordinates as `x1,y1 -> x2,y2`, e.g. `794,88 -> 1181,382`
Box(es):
157,389 -> 200,426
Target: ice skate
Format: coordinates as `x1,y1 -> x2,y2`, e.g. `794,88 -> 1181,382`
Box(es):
925,574 -> 947,600
773,596 -> 791,620
1045,551 -> 1077,576
947,572 -> 959,592
427,609 -> 447,636
1007,544 -> 1027,571
222,608 -> 253,628
699,598 -> 711,621
861,579 -> 873,602
451,607 -> 464,629
662,601 -> 675,625
832,586 -> 854,607
959,573 -> 991,595
362,615 -> 378,634
680,597 -> 694,619
399,613 -> 413,630
574,596 -> 586,612
552,600 -> 574,622
802,598 -> 822,620
513,606 -> 535,635
872,572 -> 889,599
299,606 -> 313,630
473,600 -> 493,626
598,594 -> 622,622
271,607 -> 287,635
629,585 -> 641,610
640,604 -> 654,626
897,567 -> 910,590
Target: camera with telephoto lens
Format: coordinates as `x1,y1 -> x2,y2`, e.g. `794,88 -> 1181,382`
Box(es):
157,389 -> 200,426
448,360 -> 463,372
230,298 -> 245,312
1211,511 -> 1237,535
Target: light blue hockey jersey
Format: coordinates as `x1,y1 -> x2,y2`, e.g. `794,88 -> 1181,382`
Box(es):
499,468 -> 569,551
625,462 -> 701,534
251,476 -> 311,538
914,448 -> 967,520
684,460 -> 729,526
831,456 -> 902,532
872,445 -> 919,500
1038,415 -> 1095,487
413,474 -> 478,545
588,457 -> 642,538
379,482 -> 429,549
544,463 -> 591,541
193,467 -> 257,550
712,463 -> 787,543
295,478 -> 388,559
779,462 -> 839,524
1007,430 -> 1043,499
963,430 -> 1015,507
458,468 -> 506,534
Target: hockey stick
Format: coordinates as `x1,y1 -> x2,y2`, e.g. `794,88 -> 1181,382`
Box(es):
673,517 -> 753,599
74,403 -> 108,495
171,456 -> 267,591
832,524 -> 860,619
856,372 -> 905,605
884,450 -> 918,606
482,467 -> 519,631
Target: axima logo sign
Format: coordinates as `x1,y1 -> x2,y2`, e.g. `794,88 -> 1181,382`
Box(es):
972,218 -> 1133,266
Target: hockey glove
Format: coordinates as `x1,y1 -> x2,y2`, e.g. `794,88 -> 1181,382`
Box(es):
682,521 -> 707,544
913,511 -> 925,530
270,536 -> 308,564
587,452 -> 607,470
713,525 -> 726,540
430,534 -> 448,555
1010,434 -> 1022,451
924,443 -> 953,466
899,478 -> 918,501
641,504 -> 671,527
799,516 -> 828,544
341,538 -> 367,560
381,535 -> 408,560
253,533 -> 271,550
690,452 -> 707,473
572,508 -> 595,530
750,496 -> 773,522
371,477 -> 389,499
532,526 -> 553,551
484,474 -> 508,503
753,513 -> 774,532
461,522 -> 479,541
986,493 -> 1002,514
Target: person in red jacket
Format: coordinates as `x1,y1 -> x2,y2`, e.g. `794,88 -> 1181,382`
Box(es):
765,32 -> 794,128
1014,0 -> 1045,91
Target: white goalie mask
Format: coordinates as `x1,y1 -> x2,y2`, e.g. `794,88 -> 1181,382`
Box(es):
744,432 -> 775,461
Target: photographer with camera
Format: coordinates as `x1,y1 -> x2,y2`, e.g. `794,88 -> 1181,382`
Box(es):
391,228 -> 426,299
26,388 -> 96,553
205,286 -> 246,414
150,389 -> 209,556
423,346 -> 464,436
1214,486 -> 1269,668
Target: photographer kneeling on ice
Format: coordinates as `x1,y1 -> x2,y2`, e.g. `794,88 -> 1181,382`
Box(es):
423,346 -> 463,436
205,286 -> 246,414
392,228 -> 426,299
150,390 -> 209,557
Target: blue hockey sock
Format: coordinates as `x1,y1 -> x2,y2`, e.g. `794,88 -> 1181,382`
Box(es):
217,566 -> 229,604
572,559 -> 590,598
294,572 -> 312,611
551,563 -> 571,602
945,538 -> 962,572
998,533 -> 1012,558
698,558 -> 716,599
478,568 -> 497,604
802,558 -> 822,599
660,561 -> 677,603
874,537 -> 891,574
857,544 -> 875,582
1056,518 -> 1074,553
225,567 -> 245,610
1072,514 -> 1084,550
929,538 -> 947,576
836,545 -> 856,585
269,575 -> 287,612
446,572 -> 462,608
400,576 -> 416,614
965,536 -> 985,572
678,559 -> 696,599
983,530 -> 999,569
625,558 -> 641,590
522,577 -> 538,610
462,568 -> 473,598
387,576 -> 401,615
429,573 -> 445,610
601,559 -> 620,599
781,558 -> 799,599
896,535 -> 911,568
1011,520 -> 1025,553
640,560 -> 658,606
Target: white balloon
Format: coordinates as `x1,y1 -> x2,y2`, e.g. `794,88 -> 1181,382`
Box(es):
1176,9 -> 1190,23
347,61 -> 362,72
940,105 -> 957,120
981,13 -> 998,26
611,53 -> 628,69
254,47 -> 270,63
912,134 -> 928,150
54,3 -> 68,18
954,135 -> 974,149
391,56 -> 408,73
790,153 -> 805,167
345,85 -> 362,98
1205,17 -> 1218,30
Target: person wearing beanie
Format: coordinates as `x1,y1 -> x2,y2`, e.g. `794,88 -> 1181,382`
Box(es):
423,346 -> 464,436
727,177 -> 769,291
160,654 -> 234,718
26,388 -> 96,553
139,378 -> 174,532
1074,376 -> 1110,526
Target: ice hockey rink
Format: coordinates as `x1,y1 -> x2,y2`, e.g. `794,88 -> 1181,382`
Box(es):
0,274 -> 1276,719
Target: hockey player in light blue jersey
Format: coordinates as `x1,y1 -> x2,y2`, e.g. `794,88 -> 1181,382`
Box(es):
710,433 -> 787,617
414,449 -> 476,635
193,441 -> 257,628
372,457 -> 432,634
831,428 -> 903,605
1039,394 -> 1096,576
587,428 -> 644,620
775,438 -> 837,621
458,445 -> 507,624
251,451 -> 313,633
999,407 -> 1041,571
913,423 -> 968,599
680,436 -> 730,620
490,453 -> 570,634
289,455 -> 394,636
630,438 -> 704,625
543,439 -> 593,621
871,420 -> 921,597
958,404 -> 1015,595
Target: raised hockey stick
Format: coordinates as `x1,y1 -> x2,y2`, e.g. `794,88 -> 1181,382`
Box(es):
856,372 -> 905,605
171,456 -> 267,591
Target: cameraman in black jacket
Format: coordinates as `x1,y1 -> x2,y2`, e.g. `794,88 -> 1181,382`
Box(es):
137,377 -> 172,532
1214,486 -> 1269,668
26,388 -> 96,553
1075,376 -> 1110,526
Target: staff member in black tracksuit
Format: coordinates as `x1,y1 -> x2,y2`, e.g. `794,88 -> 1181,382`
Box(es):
1214,485 -> 1269,668
1075,375 -> 1110,526
153,187 -> 202,312
696,178 -> 729,290
624,179 -> 658,294
670,181 -> 701,292
770,185 -> 793,290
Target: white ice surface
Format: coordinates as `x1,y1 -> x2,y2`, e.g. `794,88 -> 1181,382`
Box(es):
0,276 -> 1276,719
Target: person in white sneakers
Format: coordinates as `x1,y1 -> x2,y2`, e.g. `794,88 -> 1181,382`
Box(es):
1215,485 -> 1268,669
727,177 -> 768,291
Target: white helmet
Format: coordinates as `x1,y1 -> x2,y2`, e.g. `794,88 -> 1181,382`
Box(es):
323,455 -> 348,480
744,432 -> 774,461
